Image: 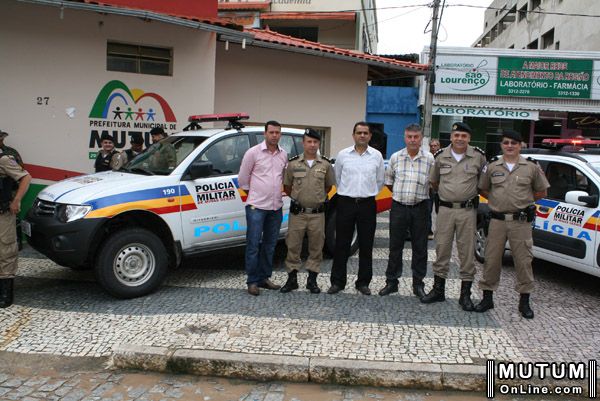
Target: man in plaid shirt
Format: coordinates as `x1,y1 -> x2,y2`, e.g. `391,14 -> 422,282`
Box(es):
378,123 -> 434,299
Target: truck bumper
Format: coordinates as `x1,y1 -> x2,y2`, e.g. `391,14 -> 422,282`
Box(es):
24,212 -> 106,268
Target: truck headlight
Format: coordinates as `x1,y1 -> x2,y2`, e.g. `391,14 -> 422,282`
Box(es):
56,204 -> 92,223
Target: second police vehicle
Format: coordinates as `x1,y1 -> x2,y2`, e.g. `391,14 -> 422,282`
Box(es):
23,114 -> 392,299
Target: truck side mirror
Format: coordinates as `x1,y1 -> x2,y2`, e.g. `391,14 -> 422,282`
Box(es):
565,190 -> 599,208
188,161 -> 213,180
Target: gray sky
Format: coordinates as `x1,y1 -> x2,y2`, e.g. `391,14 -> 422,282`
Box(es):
376,0 -> 492,56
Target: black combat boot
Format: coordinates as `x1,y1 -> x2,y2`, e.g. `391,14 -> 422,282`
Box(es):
306,271 -> 321,294
280,270 -> 299,293
518,293 -> 534,319
421,275 -> 446,303
412,278 -> 426,299
458,281 -> 475,312
474,290 -> 494,313
0,278 -> 14,308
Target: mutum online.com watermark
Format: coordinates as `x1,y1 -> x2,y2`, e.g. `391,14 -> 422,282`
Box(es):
486,360 -> 597,398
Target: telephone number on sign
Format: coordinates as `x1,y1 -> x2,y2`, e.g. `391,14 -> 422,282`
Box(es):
507,88 -> 530,95
557,90 -> 581,96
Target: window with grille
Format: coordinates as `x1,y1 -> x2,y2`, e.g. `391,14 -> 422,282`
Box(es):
107,42 -> 173,76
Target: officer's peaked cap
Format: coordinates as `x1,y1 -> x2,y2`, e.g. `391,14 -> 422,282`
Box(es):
304,128 -> 321,141
451,122 -> 472,134
0,130 -> 8,138
501,129 -> 523,142
130,132 -> 144,144
150,126 -> 166,136
100,132 -> 114,143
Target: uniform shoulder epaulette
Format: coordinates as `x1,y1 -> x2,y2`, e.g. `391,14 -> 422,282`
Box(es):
433,148 -> 444,158
288,155 -> 300,162
320,155 -> 331,162
473,146 -> 486,156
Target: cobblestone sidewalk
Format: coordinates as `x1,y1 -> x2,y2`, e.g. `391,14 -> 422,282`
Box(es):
2,212 -> 600,367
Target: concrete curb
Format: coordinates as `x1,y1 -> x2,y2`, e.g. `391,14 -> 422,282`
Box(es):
110,344 -> 487,391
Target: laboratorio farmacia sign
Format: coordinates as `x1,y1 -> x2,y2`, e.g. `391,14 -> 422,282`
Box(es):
435,54 -> 600,100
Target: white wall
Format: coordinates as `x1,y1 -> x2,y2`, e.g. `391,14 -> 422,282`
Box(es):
215,43 -> 368,156
0,2 -> 216,174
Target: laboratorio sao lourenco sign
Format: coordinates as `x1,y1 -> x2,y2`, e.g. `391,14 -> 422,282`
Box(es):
435,55 -> 600,100
87,80 -> 178,159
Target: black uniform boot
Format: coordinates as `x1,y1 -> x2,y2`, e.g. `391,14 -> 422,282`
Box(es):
280,270 -> 299,293
306,271 -> 321,294
421,275 -> 446,303
474,290 -> 494,313
458,281 -> 475,312
0,278 -> 14,308
518,293 -> 534,319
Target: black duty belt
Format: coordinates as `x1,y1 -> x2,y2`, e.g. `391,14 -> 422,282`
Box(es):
300,204 -> 325,214
340,195 -> 375,203
490,211 -> 527,222
439,197 -> 477,209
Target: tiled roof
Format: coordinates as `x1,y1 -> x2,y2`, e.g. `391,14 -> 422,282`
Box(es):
218,1 -> 271,11
260,12 -> 355,20
246,28 -> 428,72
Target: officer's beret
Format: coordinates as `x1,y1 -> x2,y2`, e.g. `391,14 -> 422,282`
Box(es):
130,132 -> 144,145
0,130 -> 8,138
150,127 -> 166,136
100,132 -> 114,143
501,129 -> 523,142
451,122 -> 472,134
304,128 -> 321,141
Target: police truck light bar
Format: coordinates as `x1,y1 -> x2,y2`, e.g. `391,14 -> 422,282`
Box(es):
188,113 -> 249,123
542,138 -> 600,149
184,113 -> 250,131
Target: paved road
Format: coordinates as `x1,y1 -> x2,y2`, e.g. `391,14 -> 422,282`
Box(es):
0,353 -> 549,401
2,211 -> 600,383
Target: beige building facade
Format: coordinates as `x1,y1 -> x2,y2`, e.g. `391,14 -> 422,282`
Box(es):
215,43 -> 368,154
218,0 -> 377,52
475,0 -> 600,51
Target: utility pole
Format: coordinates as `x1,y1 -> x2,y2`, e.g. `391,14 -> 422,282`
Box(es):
423,0 -> 441,139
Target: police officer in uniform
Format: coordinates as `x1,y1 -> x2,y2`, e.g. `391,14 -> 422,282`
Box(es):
0,130 -> 23,166
94,132 -> 119,172
281,129 -> 335,294
0,149 -> 31,308
113,132 -> 145,170
475,130 -> 549,319
421,122 -> 486,311
149,127 -> 176,171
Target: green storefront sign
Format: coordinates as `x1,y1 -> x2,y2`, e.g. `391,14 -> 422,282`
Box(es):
497,57 -> 592,99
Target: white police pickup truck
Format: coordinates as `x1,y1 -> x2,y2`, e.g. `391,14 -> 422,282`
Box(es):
24,114 -> 392,298
476,138 -> 600,279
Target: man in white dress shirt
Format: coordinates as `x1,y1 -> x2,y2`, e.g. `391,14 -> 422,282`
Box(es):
328,122 -> 385,295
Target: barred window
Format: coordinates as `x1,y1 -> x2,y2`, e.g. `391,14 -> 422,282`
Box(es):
107,42 -> 172,76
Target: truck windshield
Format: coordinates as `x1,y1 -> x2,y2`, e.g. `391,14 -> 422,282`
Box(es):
125,136 -> 207,175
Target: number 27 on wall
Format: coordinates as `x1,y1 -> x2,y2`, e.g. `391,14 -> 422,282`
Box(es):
36,97 -> 49,105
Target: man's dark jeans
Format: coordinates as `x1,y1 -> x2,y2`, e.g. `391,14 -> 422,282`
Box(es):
330,196 -> 376,289
384,200 -> 429,285
245,205 -> 283,285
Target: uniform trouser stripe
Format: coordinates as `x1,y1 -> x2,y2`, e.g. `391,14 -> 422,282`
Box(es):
487,359 -> 495,398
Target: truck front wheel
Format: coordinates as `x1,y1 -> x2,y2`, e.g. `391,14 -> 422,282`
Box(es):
95,228 -> 168,298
